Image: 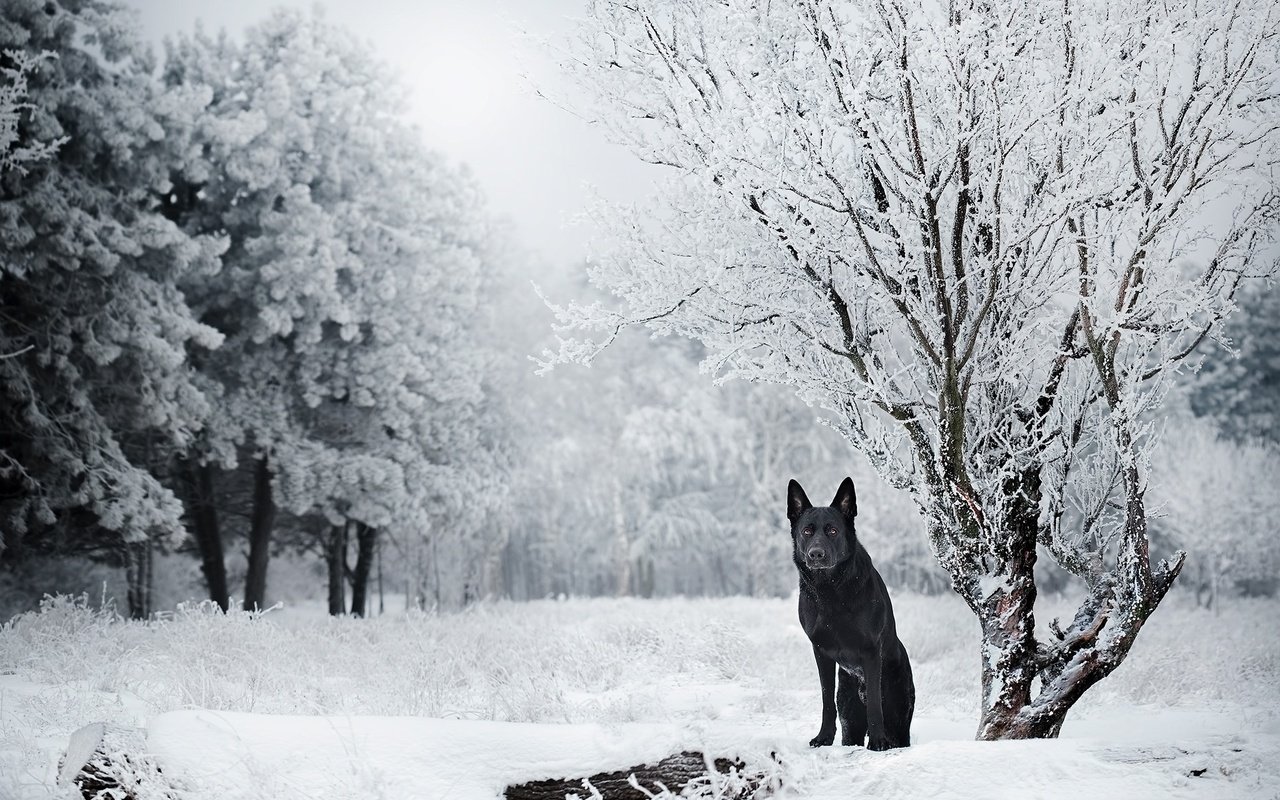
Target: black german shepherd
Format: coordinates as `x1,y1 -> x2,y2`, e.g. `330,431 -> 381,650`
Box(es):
788,477 -> 914,750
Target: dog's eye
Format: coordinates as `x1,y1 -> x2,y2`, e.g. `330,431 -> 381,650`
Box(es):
826,526 -> 837,536
803,527 -> 814,536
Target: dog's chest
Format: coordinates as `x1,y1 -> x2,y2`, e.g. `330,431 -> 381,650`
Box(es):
801,599 -> 878,664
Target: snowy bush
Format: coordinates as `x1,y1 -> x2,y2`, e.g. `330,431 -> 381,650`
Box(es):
3,592 -> 1278,797
1151,413 -> 1280,608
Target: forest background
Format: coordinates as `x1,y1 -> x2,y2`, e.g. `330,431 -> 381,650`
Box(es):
1,0 -> 1276,627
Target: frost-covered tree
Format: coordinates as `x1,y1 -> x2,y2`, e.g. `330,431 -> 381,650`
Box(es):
0,50 -> 59,173
0,0 -> 223,618
163,10 -> 500,612
501,277 -> 910,602
548,0 -> 1280,738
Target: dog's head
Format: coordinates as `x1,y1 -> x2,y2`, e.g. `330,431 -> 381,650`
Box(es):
787,477 -> 858,573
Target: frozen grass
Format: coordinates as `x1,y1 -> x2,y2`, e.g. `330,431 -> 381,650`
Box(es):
1,592 -> 1277,798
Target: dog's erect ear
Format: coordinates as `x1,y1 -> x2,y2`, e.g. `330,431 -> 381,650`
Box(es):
787,479 -> 812,523
832,477 -> 857,519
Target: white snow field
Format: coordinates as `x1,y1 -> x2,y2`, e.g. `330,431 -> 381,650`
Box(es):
1,592 -> 1277,799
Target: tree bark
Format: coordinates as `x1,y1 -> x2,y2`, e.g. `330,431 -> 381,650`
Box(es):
973,471 -> 1042,739
242,455 -> 275,612
123,539 -> 152,620
958,459 -> 1187,740
326,522 -> 347,616
60,723 -> 172,800
181,459 -> 229,612
504,751 -> 757,800
60,730 -> 760,800
350,522 -> 377,617
376,532 -> 385,615
971,530 -> 1186,739
974,563 -> 1040,738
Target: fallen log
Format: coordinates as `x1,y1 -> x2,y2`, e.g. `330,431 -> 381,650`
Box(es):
59,722 -> 175,800
504,750 -> 765,799
62,719 -> 769,800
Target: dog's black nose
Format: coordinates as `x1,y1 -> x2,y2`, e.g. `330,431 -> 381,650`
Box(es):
808,548 -> 826,561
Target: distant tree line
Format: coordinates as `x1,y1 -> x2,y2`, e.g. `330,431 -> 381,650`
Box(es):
0,0 -> 505,618
0,0 -> 921,618
2,0 -> 1275,624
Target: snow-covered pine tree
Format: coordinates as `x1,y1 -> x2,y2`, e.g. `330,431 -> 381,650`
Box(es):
163,10 -> 502,612
1189,284 -> 1280,446
0,0 -> 224,618
547,0 -> 1280,738
0,50 -> 59,172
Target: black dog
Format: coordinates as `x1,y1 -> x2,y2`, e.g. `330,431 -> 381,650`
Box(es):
788,477 -> 914,750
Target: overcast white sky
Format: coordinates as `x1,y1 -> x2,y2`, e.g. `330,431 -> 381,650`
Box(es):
124,0 -> 659,266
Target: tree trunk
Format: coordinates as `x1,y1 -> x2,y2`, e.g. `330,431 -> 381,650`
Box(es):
612,478 -> 631,597
946,453 -> 1188,740
181,460 -> 229,612
123,538 -> 152,620
504,751 -> 758,800
1210,562 -> 1221,617
974,512 -> 1041,739
350,522 -> 377,617
60,729 -> 762,800
967,517 -> 1186,739
376,533 -> 384,616
636,557 -> 655,599
242,455 -> 275,612
60,723 -> 171,800
326,522 -> 347,616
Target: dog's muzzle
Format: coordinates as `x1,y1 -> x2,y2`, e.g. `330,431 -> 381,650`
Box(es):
806,549 -> 833,569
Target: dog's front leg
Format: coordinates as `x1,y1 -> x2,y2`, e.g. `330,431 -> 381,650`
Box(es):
863,653 -> 889,751
809,644 -> 837,747
865,652 -> 896,752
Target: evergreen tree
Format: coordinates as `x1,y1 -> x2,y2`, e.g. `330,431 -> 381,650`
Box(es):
1189,285 -> 1280,446
0,0 -> 223,618
163,10 -> 503,612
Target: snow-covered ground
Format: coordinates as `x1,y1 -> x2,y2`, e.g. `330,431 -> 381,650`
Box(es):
1,592 -> 1277,799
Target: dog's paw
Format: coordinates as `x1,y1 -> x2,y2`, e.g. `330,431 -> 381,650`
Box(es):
867,736 -> 891,751
808,730 -> 835,747
841,733 -> 866,747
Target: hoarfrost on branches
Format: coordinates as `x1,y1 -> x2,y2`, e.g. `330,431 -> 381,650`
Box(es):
548,0 -> 1280,738
162,9 -> 506,611
1,0 -> 224,564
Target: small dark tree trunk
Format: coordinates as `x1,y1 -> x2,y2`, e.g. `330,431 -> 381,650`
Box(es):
326,523 -> 347,616
636,557 -> 655,599
350,523 -> 377,617
181,460 -> 229,612
376,533 -> 385,615
242,455 -> 275,612
123,539 -> 152,620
